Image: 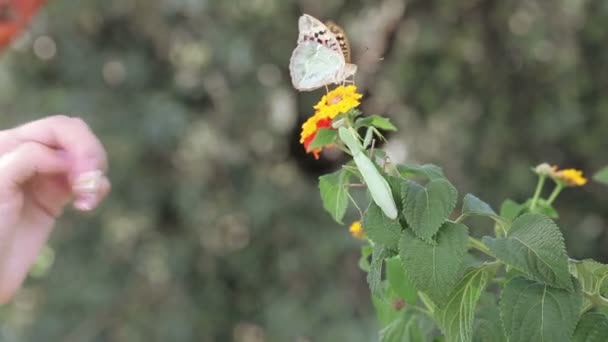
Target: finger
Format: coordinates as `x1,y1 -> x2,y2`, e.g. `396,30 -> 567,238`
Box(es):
0,142 -> 69,194
73,173 -> 111,211
14,115 -> 108,177
0,144 -> 69,304
13,115 -> 110,205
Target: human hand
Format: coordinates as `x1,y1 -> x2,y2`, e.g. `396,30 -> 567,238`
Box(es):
0,115 -> 110,303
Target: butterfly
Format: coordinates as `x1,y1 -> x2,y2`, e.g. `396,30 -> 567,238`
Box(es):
289,14 -> 357,92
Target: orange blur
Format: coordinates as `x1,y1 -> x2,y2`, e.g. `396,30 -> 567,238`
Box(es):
0,0 -> 46,50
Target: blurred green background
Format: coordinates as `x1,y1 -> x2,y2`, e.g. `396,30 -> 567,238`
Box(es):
0,0 -> 607,341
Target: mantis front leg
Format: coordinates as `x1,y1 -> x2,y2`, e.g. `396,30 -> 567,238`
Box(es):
338,126 -> 398,219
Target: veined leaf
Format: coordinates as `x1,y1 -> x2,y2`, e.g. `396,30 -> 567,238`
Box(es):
399,222 -> 469,306
318,169 -> 351,224
386,176 -> 405,213
500,277 -> 582,342
524,198 -> 559,219
570,259 -> 608,297
402,179 -> 458,243
385,256 -> 417,304
356,115 -> 398,131
363,203 -> 403,250
473,295 -> 507,342
436,263 -> 497,342
306,128 -> 336,151
368,244 -> 389,296
499,199 -> 525,223
483,213 -> 572,290
379,309 -> 433,342
572,311 -> 608,342
372,281 -> 403,327
461,193 -> 498,219
397,164 -> 445,180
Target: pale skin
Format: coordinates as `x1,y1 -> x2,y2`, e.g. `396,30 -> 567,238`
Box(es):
0,115 -> 110,304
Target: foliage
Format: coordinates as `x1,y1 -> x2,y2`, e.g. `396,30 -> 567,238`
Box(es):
1,0 -> 608,340
314,87 -> 608,341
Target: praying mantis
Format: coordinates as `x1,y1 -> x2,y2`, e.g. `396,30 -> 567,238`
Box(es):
338,126 -> 398,220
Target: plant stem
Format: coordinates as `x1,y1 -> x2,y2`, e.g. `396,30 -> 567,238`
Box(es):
410,305 -> 432,318
546,183 -> 564,205
418,292 -> 435,314
529,175 -> 546,211
584,290 -> 608,308
468,237 -> 493,257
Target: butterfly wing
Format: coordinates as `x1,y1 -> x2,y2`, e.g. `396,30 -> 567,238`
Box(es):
289,40 -> 345,91
325,20 -> 351,63
297,14 -> 342,56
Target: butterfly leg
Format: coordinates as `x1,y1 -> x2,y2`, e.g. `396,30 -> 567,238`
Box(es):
342,75 -> 356,86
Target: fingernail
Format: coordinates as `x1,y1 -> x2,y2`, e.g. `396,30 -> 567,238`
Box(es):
73,170 -> 104,194
74,193 -> 98,211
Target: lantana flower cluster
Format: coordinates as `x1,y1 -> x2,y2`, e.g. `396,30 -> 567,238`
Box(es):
299,85 -> 362,159
534,163 -> 587,186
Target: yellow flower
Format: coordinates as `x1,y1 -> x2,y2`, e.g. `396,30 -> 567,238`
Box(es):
313,85 -> 362,120
299,86 -> 363,159
349,220 -> 365,239
554,168 -> 587,186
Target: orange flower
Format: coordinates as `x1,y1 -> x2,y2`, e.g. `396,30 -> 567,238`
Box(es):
0,0 -> 46,50
300,116 -> 332,159
299,85 -> 363,159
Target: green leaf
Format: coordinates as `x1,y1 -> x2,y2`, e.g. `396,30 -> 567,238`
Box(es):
385,256 -> 418,304
363,203 -> 403,250
356,114 -> 398,131
318,169 -> 351,224
462,193 -> 496,217
436,263 -> 497,342
379,309 -> 432,342
572,311 -> 608,342
402,179 -> 458,242
593,166 -> 608,186
358,245 -> 373,272
399,222 -> 469,306
499,199 -> 525,223
570,259 -> 608,297
500,277 -> 582,342
397,164 -> 445,180
386,176 -> 405,213
473,296 -> 507,342
372,281 -> 403,327
306,128 -> 336,151
368,244 -> 389,296
483,213 -> 572,290
524,198 -> 559,219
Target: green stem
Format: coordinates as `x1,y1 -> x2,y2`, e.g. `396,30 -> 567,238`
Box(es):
584,290 -> 608,308
410,305 -> 432,318
529,175 -> 546,211
418,292 -> 435,314
546,183 -> 564,205
468,237 -> 494,257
